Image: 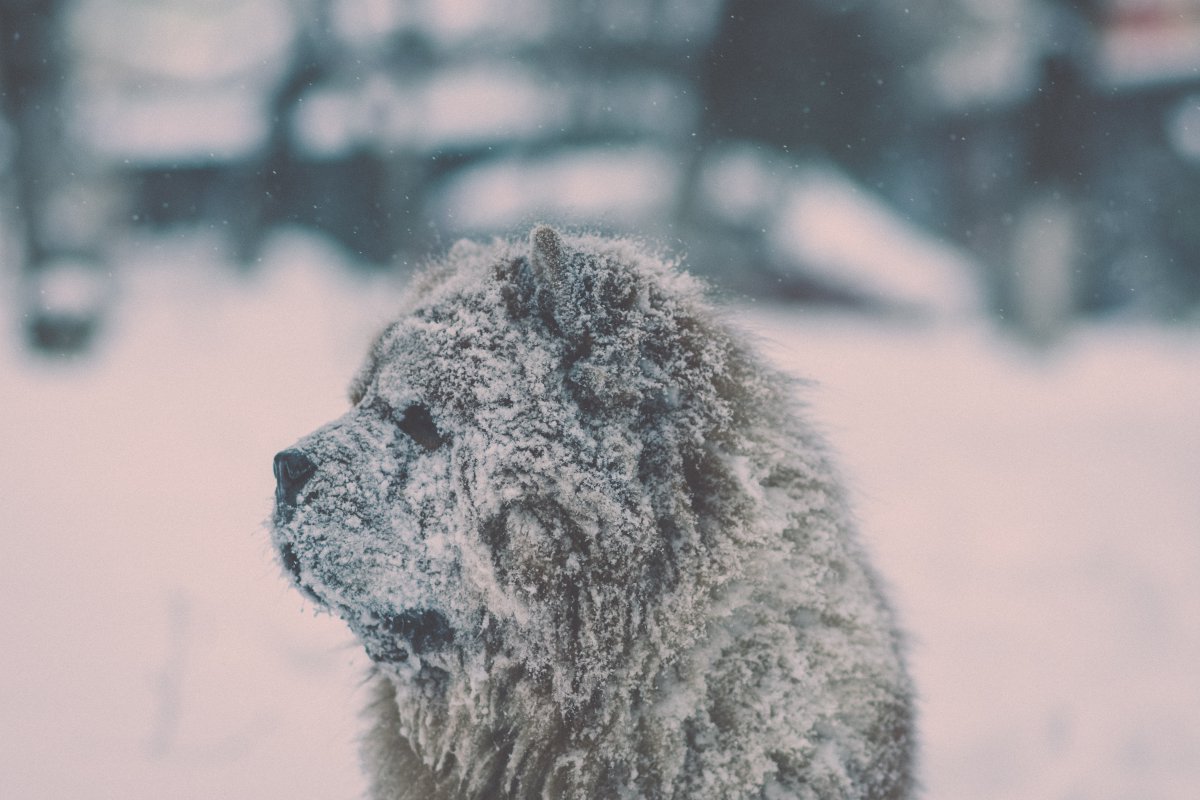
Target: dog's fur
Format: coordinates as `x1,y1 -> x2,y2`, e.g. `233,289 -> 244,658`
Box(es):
271,227 -> 915,799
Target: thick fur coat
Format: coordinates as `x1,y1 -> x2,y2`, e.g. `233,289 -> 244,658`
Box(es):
270,227 -> 916,799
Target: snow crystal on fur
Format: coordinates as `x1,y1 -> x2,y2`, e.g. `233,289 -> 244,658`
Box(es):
271,227 -> 916,799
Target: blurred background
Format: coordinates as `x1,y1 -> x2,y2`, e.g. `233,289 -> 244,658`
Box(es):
3,0 -> 1199,354
1,1 -> 1199,799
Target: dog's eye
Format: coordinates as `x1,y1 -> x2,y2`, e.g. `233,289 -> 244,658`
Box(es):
397,403 -> 446,451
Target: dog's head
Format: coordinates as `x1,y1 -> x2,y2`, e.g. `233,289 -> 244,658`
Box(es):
271,227 -> 777,708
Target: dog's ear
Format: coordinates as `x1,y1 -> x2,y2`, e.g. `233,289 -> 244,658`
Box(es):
529,225 -> 566,285
490,226 -> 566,323
527,225 -> 570,333
527,225 -> 639,344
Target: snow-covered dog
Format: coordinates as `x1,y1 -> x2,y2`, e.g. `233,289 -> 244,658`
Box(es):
271,227 -> 915,799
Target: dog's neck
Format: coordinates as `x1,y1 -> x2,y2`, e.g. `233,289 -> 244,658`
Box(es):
361,673 -> 452,800
364,652 -> 676,800
363,660 -> 585,800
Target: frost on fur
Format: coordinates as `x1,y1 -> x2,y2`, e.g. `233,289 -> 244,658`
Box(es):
271,226 -> 916,799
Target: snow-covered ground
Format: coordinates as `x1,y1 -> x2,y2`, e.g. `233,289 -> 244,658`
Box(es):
2,231 -> 1198,799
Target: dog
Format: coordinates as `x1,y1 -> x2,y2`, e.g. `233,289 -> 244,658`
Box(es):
271,226 -> 915,799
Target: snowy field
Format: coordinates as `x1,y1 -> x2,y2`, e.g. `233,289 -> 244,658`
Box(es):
2,231 -> 1198,799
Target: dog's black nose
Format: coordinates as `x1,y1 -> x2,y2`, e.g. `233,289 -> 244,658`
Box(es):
274,449 -> 316,506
